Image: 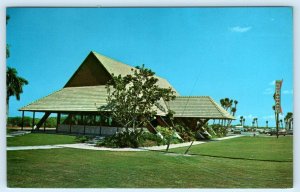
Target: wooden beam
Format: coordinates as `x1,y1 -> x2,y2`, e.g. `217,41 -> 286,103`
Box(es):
146,121 -> 157,134
156,116 -> 170,127
21,111 -> 24,131
196,119 -> 210,131
44,119 -> 46,132
36,112 -> 51,130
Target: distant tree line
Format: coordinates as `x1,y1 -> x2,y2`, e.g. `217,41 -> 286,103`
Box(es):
7,116 -> 58,128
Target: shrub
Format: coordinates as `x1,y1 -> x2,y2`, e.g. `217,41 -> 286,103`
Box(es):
96,130 -> 144,148
156,126 -> 183,144
139,132 -> 165,146
173,124 -> 195,142
209,124 -> 228,137
74,135 -> 90,143
96,129 -> 171,148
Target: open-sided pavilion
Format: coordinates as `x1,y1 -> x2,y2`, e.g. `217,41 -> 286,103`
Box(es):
19,51 -> 234,135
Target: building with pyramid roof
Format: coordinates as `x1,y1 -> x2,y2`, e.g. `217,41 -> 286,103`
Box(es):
19,51 -> 234,135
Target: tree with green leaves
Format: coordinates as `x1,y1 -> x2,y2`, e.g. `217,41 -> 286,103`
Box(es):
284,112 -> 293,130
219,98 -> 238,128
6,15 -> 10,58
103,65 -> 176,133
279,119 -> 284,129
254,117 -> 258,128
6,15 -> 29,117
6,67 -> 29,117
239,116 -> 243,126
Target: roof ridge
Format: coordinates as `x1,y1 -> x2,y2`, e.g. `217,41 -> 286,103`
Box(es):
92,51 -> 179,95
64,85 -> 107,89
177,96 -> 209,98
92,51 -> 135,72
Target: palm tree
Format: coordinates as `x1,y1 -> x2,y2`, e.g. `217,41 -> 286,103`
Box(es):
224,98 -> 233,111
6,15 -> 10,59
233,100 -> 238,109
255,118 -> 258,128
230,107 -> 236,116
240,116 -> 243,126
243,118 -> 245,127
220,99 -> 225,125
284,112 -> 293,130
266,120 -> 268,128
272,105 -> 277,124
252,118 -> 258,130
6,67 -> 28,117
280,119 -> 284,129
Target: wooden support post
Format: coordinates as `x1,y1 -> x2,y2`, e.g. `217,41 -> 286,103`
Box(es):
276,112 -> 279,139
83,115 -> 86,135
69,114 -> 72,133
21,111 -> 24,131
196,119 -> 209,130
56,113 -> 61,133
99,114 -> 102,135
44,119 -> 46,132
32,111 -> 35,131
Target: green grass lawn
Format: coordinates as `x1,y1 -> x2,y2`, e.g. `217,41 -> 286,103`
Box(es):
7,133 -> 76,146
7,136 -> 293,188
170,136 -> 293,162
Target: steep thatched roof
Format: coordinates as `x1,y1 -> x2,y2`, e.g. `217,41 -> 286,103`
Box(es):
92,52 -> 178,94
64,51 -> 179,95
20,51 -> 234,120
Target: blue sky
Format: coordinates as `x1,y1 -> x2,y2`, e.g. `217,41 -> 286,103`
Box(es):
6,7 -> 293,127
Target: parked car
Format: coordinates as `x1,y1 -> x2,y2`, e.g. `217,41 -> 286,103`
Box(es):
233,128 -> 244,134
256,128 -> 265,134
269,129 -> 287,136
287,129 -> 293,135
265,128 -> 272,135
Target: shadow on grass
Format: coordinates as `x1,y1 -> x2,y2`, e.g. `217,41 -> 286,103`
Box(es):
151,150 -> 292,163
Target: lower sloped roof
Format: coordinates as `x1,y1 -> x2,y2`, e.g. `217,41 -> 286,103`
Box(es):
166,96 -> 235,119
20,88 -> 234,120
20,86 -> 108,112
19,86 -> 168,116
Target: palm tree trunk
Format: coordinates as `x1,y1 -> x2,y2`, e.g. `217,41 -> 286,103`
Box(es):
6,96 -> 9,118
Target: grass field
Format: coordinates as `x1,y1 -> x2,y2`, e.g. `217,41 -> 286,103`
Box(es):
7,133 -> 76,146
7,135 -> 293,188
170,136 -> 293,162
